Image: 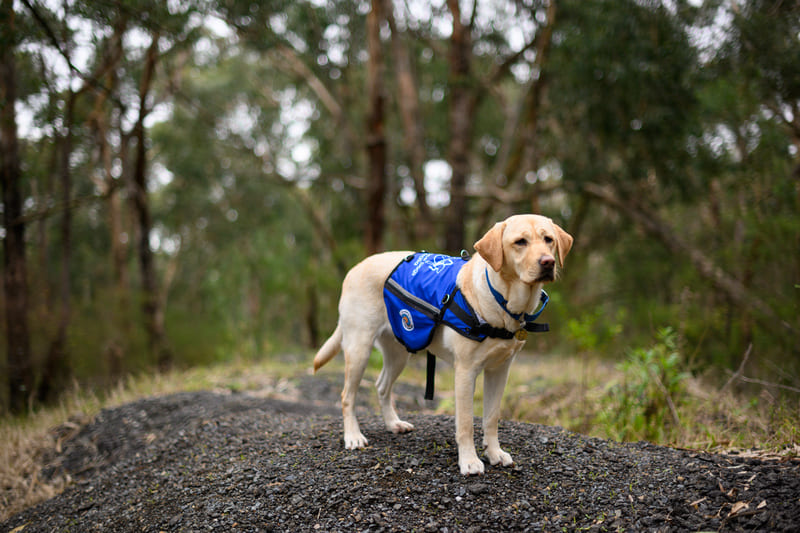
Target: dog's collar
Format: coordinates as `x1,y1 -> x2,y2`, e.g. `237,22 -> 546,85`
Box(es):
484,269 -> 549,324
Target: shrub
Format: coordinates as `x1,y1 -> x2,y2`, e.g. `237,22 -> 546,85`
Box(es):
597,327 -> 690,442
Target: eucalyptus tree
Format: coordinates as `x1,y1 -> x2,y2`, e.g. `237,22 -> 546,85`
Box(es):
1,0 -> 33,413
544,0 -> 799,362
1,0 -> 213,409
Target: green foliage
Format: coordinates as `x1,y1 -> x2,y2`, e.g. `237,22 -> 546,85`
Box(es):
550,0 -> 701,193
566,308 -> 625,352
597,327 -> 691,443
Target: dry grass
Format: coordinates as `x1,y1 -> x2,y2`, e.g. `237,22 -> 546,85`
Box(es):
421,352 -> 798,454
2,351 -> 798,522
0,358 -> 306,522
497,353 -> 800,455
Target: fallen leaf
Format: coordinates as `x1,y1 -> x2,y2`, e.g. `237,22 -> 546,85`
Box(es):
689,496 -> 707,508
719,480 -> 736,498
757,500 -> 767,509
728,501 -> 749,516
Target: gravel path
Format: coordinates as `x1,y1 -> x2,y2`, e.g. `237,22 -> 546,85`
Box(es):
3,377 -> 799,532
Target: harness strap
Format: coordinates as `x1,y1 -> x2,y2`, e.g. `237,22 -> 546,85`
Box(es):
446,288 -> 549,339
524,322 -> 550,333
484,269 -> 549,323
424,351 -> 436,401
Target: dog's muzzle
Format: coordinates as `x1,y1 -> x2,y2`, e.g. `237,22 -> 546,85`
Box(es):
536,270 -> 555,282
535,255 -> 556,282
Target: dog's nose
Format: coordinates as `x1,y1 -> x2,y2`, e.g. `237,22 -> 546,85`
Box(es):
539,255 -> 555,269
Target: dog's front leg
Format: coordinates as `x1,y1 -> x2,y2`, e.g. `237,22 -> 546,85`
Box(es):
482,359 -> 514,467
454,364 -> 484,475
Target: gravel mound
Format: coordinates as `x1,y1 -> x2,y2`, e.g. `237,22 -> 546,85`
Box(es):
3,384 -> 799,532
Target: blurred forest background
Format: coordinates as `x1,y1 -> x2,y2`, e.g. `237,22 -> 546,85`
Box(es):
1,0 -> 798,415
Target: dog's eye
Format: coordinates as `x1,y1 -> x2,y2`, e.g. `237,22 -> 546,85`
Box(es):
543,236 -> 554,245
514,238 -> 527,247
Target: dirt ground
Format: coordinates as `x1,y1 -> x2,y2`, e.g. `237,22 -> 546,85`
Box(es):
3,375 -> 800,532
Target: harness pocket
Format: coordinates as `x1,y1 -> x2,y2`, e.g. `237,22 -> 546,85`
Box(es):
384,277 -> 440,352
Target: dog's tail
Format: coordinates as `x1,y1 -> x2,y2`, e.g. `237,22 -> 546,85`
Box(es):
313,324 -> 342,373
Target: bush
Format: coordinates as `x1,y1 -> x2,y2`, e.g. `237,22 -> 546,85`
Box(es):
597,327 -> 690,443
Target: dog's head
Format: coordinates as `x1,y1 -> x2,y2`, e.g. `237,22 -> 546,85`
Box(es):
474,214 -> 573,284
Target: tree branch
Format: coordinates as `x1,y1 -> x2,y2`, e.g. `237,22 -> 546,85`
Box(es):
721,343 -> 753,393
723,372 -> 800,395
20,0 -> 122,103
582,182 -> 797,339
271,45 -> 358,152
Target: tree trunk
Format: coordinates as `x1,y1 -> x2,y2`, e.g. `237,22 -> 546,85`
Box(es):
364,0 -> 387,255
385,0 -> 433,240
444,0 -> 474,252
503,0 -> 556,195
39,90 -> 75,403
130,32 -> 170,369
1,1 -> 33,413
305,282 -> 319,349
107,165 -> 127,379
90,36 -> 128,378
91,22 -> 128,294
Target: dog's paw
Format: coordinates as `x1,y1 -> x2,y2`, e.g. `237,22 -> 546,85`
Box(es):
486,447 -> 514,467
459,456 -> 485,475
387,420 -> 414,434
344,432 -> 369,449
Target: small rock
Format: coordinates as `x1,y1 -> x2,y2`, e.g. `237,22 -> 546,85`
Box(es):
468,483 -> 488,495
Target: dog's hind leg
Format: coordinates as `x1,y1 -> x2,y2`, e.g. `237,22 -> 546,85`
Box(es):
375,331 -> 414,434
340,330 -> 373,449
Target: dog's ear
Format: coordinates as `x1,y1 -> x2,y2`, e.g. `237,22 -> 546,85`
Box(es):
474,222 -> 506,272
553,223 -> 574,268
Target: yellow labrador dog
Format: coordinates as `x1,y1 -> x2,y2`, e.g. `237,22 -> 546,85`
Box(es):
313,214 -> 573,475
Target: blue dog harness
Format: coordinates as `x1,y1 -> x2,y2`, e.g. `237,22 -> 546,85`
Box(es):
383,252 -> 549,399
